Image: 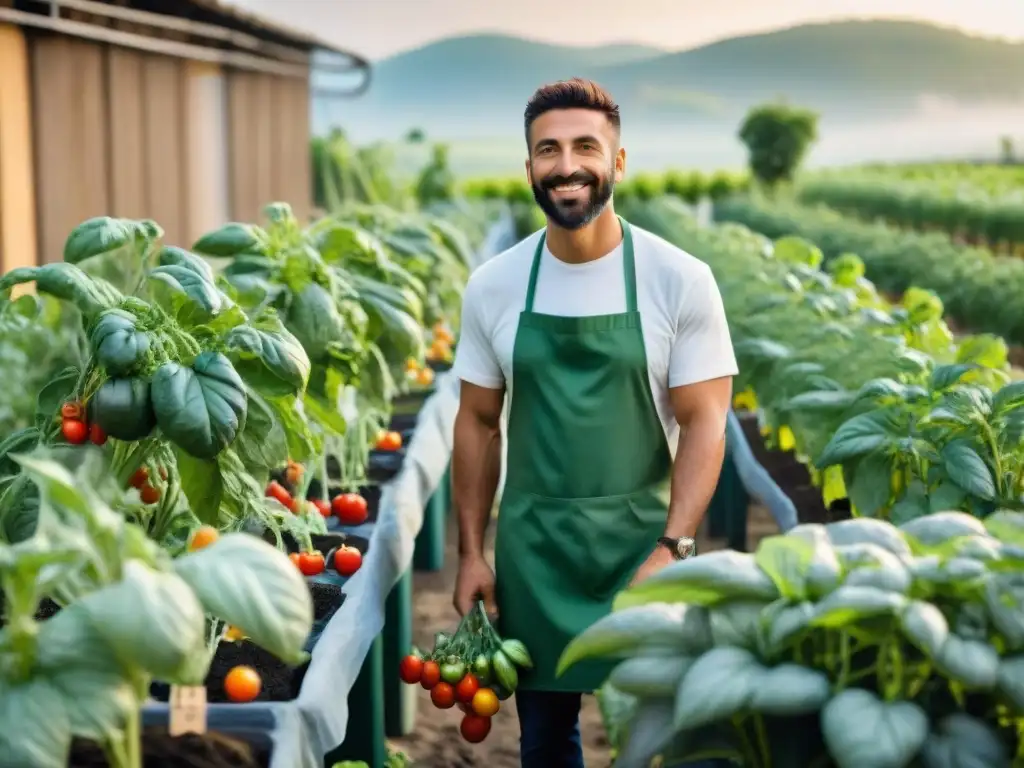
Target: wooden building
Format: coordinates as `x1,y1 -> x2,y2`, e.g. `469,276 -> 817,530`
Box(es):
0,0 -> 368,270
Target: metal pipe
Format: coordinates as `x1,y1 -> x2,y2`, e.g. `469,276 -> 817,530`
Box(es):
0,7 -> 310,78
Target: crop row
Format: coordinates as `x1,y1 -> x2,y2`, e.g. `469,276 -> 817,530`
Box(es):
713,195 -> 1024,345
797,175 -> 1024,252
581,196 -> 1024,766
0,199 -> 495,767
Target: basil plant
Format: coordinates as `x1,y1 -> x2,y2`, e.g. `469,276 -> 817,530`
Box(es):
559,512 -> 1024,767
0,448 -> 313,768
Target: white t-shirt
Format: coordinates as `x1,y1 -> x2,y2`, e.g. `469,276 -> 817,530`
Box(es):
453,226 -> 739,451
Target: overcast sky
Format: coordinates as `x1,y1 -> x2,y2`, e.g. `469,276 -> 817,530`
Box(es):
226,0 -> 1024,60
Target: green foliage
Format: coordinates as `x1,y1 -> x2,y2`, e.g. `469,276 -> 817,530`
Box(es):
739,102 -> 819,189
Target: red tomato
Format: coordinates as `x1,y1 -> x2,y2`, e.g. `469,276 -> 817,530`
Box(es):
398,654 -> 423,684
460,714 -> 492,743
139,484 -> 160,505
265,480 -> 292,508
375,431 -> 402,452
333,545 -> 362,577
129,467 -> 149,489
88,423 -> 107,445
312,498 -> 332,518
61,419 -> 87,445
297,551 -> 325,576
61,401 -> 84,421
331,493 -> 368,525
455,673 -> 480,704
420,661 -> 441,689
431,682 -> 456,709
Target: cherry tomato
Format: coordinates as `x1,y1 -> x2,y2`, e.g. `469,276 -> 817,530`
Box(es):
420,661 -> 441,689
331,493 -> 368,525
88,422 -> 107,445
61,401 -> 84,420
297,551 -> 325,576
224,625 -> 246,642
265,480 -> 292,508
431,682 -> 456,709
460,713 -> 492,744
289,552 -> 301,567
189,525 -> 219,552
311,498 -> 332,518
375,430 -> 402,452
139,484 -> 161,505
129,467 -> 149,489
224,665 -> 261,702
332,545 -> 362,577
471,688 -> 500,718
61,419 -> 87,445
398,654 -> 424,684
416,367 -> 435,387
284,460 -> 304,486
456,673 -> 480,704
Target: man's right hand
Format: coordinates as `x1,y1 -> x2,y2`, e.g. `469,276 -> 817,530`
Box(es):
453,554 -> 498,619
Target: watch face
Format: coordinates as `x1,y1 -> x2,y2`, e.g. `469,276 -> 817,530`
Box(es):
676,538 -> 695,558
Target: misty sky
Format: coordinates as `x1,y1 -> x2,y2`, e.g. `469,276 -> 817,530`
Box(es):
226,0 -> 1024,59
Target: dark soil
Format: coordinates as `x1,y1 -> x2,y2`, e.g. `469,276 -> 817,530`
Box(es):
68,728 -> 269,768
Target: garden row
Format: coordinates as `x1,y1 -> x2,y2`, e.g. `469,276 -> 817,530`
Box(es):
0,198 -> 501,768
797,173 -> 1024,253
579,196 -> 1024,766
714,195 -> 1024,346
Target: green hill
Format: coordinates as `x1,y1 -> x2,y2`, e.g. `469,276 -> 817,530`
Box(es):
320,20 -> 1024,142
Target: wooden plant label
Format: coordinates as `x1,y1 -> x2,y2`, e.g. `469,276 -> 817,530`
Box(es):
168,685 -> 208,736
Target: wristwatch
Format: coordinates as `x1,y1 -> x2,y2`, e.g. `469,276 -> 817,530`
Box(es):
658,536 -> 696,561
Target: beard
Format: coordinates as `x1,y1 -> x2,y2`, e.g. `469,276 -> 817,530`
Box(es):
531,165 -> 615,231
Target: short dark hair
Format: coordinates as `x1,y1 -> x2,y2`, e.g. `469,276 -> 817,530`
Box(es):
524,78 -> 621,145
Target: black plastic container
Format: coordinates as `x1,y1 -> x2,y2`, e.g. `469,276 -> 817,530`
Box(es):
69,726 -> 272,767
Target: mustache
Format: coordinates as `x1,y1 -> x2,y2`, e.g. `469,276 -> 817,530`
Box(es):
539,170 -> 597,189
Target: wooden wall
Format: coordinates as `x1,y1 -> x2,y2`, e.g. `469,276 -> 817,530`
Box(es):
0,23 -> 38,272
25,32 -> 312,263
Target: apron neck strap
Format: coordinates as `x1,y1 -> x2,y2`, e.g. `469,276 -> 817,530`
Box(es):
525,216 -> 637,313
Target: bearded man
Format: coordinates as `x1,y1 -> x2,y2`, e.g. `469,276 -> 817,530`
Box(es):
450,77 -> 737,767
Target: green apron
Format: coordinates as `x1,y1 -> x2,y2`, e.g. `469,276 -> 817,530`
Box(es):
494,218 -> 673,693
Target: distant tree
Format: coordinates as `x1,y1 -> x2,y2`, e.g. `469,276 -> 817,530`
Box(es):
405,127 -> 426,143
999,135 -> 1016,164
738,103 -> 819,190
415,143 -> 455,206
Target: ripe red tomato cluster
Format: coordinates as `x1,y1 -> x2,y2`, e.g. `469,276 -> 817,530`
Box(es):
60,401 -> 106,447
287,544 -> 362,578
398,654 -> 496,744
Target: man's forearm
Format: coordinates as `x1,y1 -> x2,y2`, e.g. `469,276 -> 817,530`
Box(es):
665,410 -> 728,539
453,412 -> 503,560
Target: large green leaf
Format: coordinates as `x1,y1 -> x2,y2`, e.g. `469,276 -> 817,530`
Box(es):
940,441 -> 996,501
935,636 -> 999,688
173,446 -> 224,526
607,656 -> 693,699
755,535 -> 816,600
900,512 -> 989,548
223,320 -> 311,397
825,517 -> 912,558
821,689 -> 928,768
613,550 -> 778,610
147,265 -> 227,327
232,387 -> 290,474
0,678 -> 70,768
812,585 -> 907,628
673,647 -> 762,729
708,601 -> 765,650
815,409 -> 903,469
983,573 -> 1024,650
785,524 -> 843,597
847,451 -> 893,517
899,600 -> 949,657
920,713 -> 1011,768
174,533 -> 313,664
77,561 -> 207,681
748,663 -> 830,715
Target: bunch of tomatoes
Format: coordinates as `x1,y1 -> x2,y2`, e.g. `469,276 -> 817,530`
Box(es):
59,400 -> 107,446
398,602 -> 533,744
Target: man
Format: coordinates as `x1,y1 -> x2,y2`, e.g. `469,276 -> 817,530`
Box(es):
450,77 -> 737,767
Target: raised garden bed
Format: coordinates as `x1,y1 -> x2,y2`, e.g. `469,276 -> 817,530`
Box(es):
69,728 -> 271,768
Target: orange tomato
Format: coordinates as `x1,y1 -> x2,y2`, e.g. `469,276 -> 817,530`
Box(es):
224,665 -> 261,702
189,525 -> 219,552
471,687 -> 500,717
61,401 -> 84,421
405,357 -> 420,372
431,682 -> 456,709
289,552 -> 301,567
416,367 -> 435,387
224,625 -> 246,642
460,713 -> 492,744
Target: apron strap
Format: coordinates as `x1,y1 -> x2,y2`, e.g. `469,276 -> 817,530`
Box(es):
524,216 -> 638,313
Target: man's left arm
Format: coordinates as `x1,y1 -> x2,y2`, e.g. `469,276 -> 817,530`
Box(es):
632,263 -> 737,584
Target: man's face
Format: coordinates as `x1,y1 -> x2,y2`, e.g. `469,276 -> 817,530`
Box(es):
526,108 -> 625,231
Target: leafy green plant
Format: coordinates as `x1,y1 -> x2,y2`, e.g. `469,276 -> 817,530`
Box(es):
0,447 -> 312,768
738,103 -> 819,190
560,512 -> 1024,767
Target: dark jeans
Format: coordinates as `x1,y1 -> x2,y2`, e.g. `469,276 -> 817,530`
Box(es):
515,690 -> 731,768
